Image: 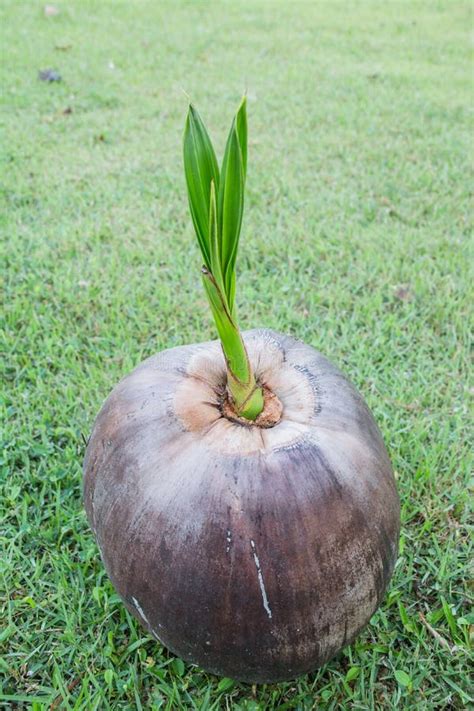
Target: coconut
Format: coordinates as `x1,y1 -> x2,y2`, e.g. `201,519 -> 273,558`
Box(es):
83,328 -> 399,683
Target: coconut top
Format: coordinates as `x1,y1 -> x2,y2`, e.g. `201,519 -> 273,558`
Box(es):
85,329 -> 392,516
174,331 -> 317,455
120,328 -> 385,462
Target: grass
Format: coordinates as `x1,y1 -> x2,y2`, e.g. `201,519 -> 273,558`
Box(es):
1,0 -> 472,708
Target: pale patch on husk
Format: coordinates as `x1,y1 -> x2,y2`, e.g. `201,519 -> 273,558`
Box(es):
174,375 -> 222,432
173,332 -> 316,455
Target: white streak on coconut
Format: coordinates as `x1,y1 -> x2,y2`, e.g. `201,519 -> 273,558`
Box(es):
250,539 -> 272,619
132,596 -> 150,627
132,596 -> 167,646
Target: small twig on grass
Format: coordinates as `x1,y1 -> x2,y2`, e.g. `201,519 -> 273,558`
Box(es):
50,677 -> 81,710
418,612 -> 461,654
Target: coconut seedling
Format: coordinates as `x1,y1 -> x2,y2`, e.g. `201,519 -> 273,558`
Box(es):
83,98 -> 400,683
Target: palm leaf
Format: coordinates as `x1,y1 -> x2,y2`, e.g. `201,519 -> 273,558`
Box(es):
183,105 -> 220,268
235,96 -> 247,180
208,179 -> 226,299
218,122 -> 244,309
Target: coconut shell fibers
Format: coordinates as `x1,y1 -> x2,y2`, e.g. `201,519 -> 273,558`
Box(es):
83,329 -> 400,683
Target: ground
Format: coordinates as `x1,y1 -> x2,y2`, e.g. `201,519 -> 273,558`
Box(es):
1,1 -> 472,709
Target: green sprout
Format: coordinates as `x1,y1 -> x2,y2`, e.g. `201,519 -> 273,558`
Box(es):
183,97 -> 264,420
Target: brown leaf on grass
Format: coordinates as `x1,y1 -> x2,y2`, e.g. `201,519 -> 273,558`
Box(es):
418,612 -> 462,654
44,5 -> 59,16
50,677 -> 81,710
380,196 -> 406,221
38,69 -> 62,82
394,285 -> 411,301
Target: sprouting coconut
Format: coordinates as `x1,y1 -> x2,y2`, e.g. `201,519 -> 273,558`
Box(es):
83,98 -> 400,683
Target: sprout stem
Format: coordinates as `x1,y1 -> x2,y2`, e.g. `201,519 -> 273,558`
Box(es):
201,267 -> 263,419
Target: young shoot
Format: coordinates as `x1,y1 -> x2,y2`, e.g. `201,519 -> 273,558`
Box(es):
183,98 -> 264,420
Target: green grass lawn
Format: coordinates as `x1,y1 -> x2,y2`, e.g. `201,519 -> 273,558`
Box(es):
1,1 -> 472,708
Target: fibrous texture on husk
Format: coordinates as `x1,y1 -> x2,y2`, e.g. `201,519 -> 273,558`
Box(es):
83,329 -> 400,683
